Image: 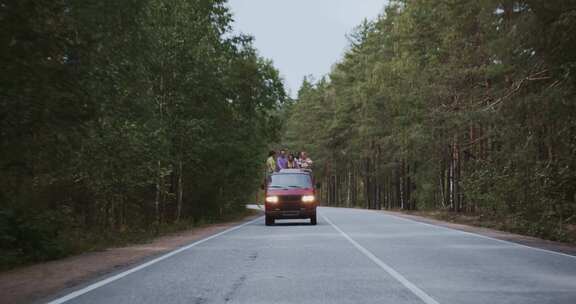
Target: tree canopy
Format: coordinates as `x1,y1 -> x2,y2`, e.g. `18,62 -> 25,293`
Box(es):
284,0 -> 576,242
0,0 -> 285,268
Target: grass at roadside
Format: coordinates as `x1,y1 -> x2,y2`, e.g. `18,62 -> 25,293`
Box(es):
153,208 -> 261,238
0,208 -> 261,272
398,209 -> 576,244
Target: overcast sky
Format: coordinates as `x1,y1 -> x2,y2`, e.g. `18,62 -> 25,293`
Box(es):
227,0 -> 388,97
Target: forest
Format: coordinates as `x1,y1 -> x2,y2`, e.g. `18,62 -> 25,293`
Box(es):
0,0 -> 285,268
284,0 -> 576,242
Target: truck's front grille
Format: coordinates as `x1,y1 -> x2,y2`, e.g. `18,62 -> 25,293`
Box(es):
279,195 -> 302,210
280,195 -> 302,202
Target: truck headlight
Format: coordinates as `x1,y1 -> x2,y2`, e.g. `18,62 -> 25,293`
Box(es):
265,196 -> 279,203
302,195 -> 315,203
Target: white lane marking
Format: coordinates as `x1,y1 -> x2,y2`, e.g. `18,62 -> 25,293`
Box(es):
46,217 -> 263,304
375,210 -> 576,260
322,215 -> 441,304
321,207 -> 576,260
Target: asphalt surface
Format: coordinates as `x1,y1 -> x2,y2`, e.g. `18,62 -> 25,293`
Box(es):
46,207 -> 576,304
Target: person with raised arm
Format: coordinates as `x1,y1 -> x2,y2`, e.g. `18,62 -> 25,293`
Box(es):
276,149 -> 288,170
299,151 -> 313,170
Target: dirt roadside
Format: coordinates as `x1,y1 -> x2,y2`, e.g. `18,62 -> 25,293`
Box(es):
0,212 -> 262,304
382,210 -> 576,257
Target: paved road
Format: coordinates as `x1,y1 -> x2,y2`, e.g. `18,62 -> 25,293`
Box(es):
47,207 -> 576,304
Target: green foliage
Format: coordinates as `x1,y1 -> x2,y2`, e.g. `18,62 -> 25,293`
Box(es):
284,0 -> 576,241
0,0 -> 285,268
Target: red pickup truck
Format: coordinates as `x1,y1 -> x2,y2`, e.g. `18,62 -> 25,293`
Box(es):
264,169 -> 319,226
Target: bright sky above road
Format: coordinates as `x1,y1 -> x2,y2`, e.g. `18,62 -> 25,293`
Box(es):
227,0 -> 388,97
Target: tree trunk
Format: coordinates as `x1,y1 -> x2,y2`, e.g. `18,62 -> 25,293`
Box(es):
176,159 -> 183,222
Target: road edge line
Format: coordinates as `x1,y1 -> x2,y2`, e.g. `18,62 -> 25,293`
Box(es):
323,207 -> 576,260
322,214 -> 440,304
377,210 -> 576,260
46,216 -> 263,304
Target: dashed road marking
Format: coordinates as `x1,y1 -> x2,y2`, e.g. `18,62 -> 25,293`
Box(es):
323,214 -> 441,304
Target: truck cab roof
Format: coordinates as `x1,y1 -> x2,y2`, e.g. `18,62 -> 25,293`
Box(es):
277,169 -> 309,174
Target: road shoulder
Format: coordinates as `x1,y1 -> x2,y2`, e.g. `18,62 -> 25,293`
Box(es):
382,210 -> 576,257
0,211 -> 262,304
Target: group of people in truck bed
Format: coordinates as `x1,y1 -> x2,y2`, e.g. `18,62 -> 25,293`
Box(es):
266,149 -> 313,176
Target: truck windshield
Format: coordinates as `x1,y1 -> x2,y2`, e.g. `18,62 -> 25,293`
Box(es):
269,174 -> 312,189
